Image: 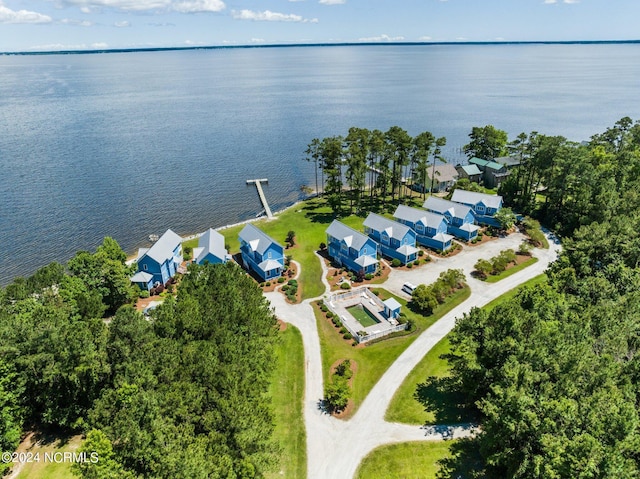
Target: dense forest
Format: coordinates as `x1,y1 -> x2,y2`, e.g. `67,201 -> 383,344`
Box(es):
0,253 -> 279,478
440,117 -> 640,478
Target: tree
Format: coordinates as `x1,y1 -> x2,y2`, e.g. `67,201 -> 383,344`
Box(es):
412,131 -> 435,198
72,429 -> 135,479
344,127 -> 370,213
464,125 -> 508,160
384,126 -> 412,200
474,259 -> 493,279
305,137 -> 322,196
324,376 -> 350,412
319,136 -> 345,215
411,284 -> 438,315
429,137 -> 447,194
286,230 -> 296,247
494,207 -> 517,231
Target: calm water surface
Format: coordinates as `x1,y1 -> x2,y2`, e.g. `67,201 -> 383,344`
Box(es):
1,44 -> 640,283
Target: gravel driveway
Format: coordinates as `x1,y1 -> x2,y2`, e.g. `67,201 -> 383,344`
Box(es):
265,231 -> 561,479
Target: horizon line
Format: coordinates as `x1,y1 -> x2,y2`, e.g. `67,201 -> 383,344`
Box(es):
2,39 -> 639,56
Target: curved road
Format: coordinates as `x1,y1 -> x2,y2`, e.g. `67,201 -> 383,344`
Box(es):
266,231 -> 561,479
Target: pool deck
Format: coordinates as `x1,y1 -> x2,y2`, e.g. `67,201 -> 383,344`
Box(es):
327,288 -> 398,338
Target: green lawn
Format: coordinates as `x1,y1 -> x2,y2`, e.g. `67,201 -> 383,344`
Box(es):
485,256 -> 538,283
385,335 -> 467,425
386,273 -> 548,425
183,198 -> 368,300
347,305 -> 380,328
268,325 -> 306,479
317,286 -> 470,418
355,441 -> 455,479
14,435 -> 82,479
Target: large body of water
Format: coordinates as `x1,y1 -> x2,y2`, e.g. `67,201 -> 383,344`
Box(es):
1,43 -> 640,283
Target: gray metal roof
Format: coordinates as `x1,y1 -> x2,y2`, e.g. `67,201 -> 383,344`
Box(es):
422,196 -> 473,220
326,220 -> 371,251
425,163 -> 459,183
495,155 -> 521,168
130,271 -> 153,283
196,228 -> 227,263
140,229 -> 182,264
363,213 -> 413,241
383,297 -> 402,311
239,224 -> 282,255
393,204 -> 447,229
457,164 -> 482,175
451,189 -> 503,209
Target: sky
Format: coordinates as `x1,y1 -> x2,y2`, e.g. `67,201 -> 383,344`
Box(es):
0,0 -> 639,53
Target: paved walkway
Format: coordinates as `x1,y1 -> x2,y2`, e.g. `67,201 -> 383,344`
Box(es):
265,232 -> 561,479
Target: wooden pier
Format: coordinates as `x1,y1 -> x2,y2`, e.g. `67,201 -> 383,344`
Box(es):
246,178 -> 273,219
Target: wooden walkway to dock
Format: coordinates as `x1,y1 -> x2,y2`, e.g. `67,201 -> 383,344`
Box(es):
246,178 -> 273,219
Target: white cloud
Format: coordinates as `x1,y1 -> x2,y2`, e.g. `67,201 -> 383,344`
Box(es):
418,35 -> 432,41
61,18 -> 93,26
358,34 -> 404,42
251,38 -> 265,43
232,9 -> 317,22
114,20 -> 130,27
173,0 -> 225,13
29,42 -> 108,50
60,0 -> 225,13
0,2 -> 52,24
544,0 -> 580,3
319,0 -> 345,4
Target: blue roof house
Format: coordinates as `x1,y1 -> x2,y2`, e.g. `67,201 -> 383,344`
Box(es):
193,228 -> 229,265
451,190 -> 503,226
326,220 -> 379,275
393,204 -> 454,252
363,213 -> 419,265
132,229 -> 183,289
238,224 -> 284,281
422,197 -> 480,242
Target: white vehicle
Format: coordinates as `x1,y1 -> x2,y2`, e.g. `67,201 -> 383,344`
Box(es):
402,282 -> 416,295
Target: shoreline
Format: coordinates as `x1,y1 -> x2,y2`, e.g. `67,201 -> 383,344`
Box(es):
126,194 -> 319,264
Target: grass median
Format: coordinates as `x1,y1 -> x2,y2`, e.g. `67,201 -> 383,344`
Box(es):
317,286 -> 470,419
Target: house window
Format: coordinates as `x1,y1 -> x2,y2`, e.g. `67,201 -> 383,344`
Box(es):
363,247 -> 367,254
268,252 -> 272,259
143,264 -> 148,271
477,205 -> 485,213
417,225 -> 424,233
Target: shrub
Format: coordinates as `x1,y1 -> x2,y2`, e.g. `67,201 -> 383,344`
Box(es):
265,281 -> 271,287
332,317 -> 340,327
155,284 -> 165,294
278,277 -> 286,283
319,242 -> 327,251
317,300 -> 324,306
372,290 -> 380,296
339,326 -> 347,334
364,273 -> 373,280
139,290 -> 150,298
326,311 -> 334,318
341,282 -> 351,290
406,319 -> 416,331
335,359 -> 353,379
343,332 -> 353,340
288,279 -> 298,286
321,304 -> 328,312
351,275 -> 357,282
324,377 -> 350,412
391,258 -> 402,267
518,241 -> 533,255
407,262 -> 413,269
260,282 -> 265,287
418,250 -> 424,257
